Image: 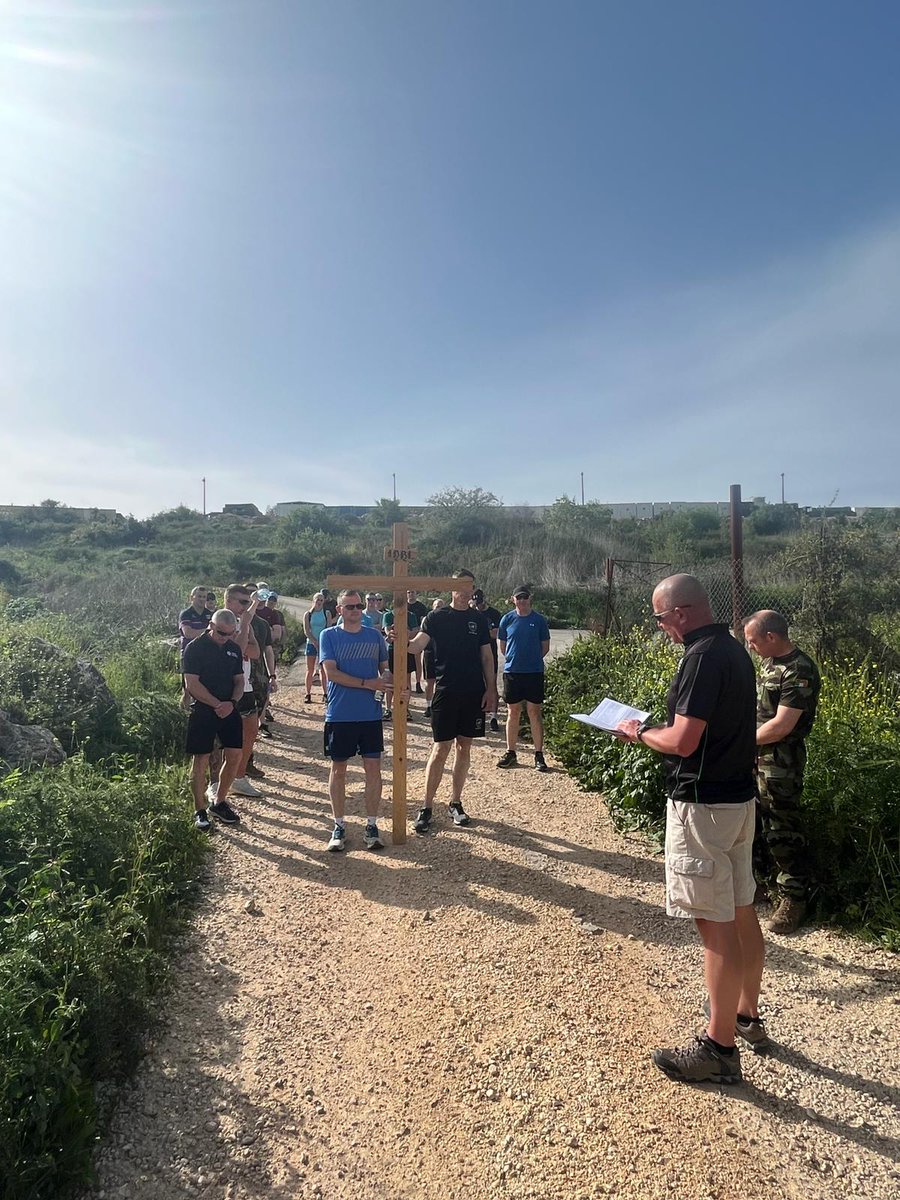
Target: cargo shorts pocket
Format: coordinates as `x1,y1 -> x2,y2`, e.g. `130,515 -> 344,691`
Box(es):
667,855 -> 715,912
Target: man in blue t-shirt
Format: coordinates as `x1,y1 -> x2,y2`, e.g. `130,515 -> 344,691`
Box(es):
497,587 -> 551,772
318,589 -> 392,852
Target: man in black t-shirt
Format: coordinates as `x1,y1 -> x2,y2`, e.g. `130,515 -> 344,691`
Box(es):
404,570 -> 497,833
183,610 -> 246,830
616,574 -> 764,1086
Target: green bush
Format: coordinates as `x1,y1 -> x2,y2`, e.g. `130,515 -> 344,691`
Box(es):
0,760 -> 207,1199
545,634 -> 900,945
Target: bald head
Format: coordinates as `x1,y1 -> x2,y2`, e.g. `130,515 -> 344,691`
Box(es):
651,574 -> 714,641
653,574 -> 710,610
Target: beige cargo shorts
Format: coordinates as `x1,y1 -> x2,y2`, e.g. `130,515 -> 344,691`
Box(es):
665,797 -> 755,922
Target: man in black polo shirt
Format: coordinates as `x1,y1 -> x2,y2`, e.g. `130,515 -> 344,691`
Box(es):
405,570 -> 497,833
183,610 -> 246,829
617,574 -> 764,1085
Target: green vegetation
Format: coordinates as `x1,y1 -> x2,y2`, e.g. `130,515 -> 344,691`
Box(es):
0,569 -> 202,1199
544,634 -> 900,948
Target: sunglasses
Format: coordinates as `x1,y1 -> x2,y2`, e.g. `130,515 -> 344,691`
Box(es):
211,626 -> 233,636
342,603 -> 365,611
652,604 -> 692,622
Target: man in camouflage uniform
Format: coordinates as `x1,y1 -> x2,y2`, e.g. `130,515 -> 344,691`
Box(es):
744,610 -> 821,934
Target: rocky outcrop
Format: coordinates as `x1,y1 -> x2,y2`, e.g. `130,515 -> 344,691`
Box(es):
0,708 -> 66,773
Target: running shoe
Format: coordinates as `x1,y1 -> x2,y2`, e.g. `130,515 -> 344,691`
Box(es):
194,809 -> 211,832
231,777 -> 262,798
327,825 -> 346,852
448,802 -> 470,826
364,824 -> 385,850
209,800 -> 241,826
414,807 -> 433,834
496,750 -> 517,768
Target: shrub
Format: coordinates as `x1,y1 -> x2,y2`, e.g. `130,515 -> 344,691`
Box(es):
0,760 -> 206,1198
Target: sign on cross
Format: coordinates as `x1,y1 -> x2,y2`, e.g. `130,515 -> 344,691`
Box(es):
327,523 -> 465,844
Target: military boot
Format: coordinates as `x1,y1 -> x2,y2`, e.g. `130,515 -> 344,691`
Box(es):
768,897 -> 807,934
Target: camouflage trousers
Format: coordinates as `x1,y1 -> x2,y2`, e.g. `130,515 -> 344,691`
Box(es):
753,743 -> 810,901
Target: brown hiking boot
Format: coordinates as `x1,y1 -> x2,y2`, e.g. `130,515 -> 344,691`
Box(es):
768,897 -> 807,934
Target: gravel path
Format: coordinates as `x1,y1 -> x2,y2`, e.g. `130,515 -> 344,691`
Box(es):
85,678 -> 900,1200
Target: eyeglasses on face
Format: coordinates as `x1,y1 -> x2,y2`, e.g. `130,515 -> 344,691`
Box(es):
211,626 -> 233,636
652,604 -> 692,622
342,603 -> 364,610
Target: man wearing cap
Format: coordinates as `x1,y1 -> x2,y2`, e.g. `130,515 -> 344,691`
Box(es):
471,589 -> 502,731
496,588 -> 551,772
179,586 -> 212,710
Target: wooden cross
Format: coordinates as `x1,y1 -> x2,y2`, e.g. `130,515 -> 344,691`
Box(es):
327,522 -> 462,844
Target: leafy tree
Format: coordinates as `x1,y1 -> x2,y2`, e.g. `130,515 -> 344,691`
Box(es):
427,486 -> 502,509
543,496 -> 613,538
366,498 -> 404,527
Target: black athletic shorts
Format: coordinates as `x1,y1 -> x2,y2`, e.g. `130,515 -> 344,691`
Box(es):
236,692 -> 258,718
502,672 -> 546,705
186,705 -> 243,755
431,688 -> 485,743
423,649 -> 436,681
324,720 -> 384,761
387,646 -> 416,676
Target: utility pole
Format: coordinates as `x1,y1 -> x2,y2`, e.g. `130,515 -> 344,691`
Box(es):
580,471 -> 585,505
781,472 -> 785,505
729,484 -> 745,641
201,477 -> 206,516
392,473 -> 397,502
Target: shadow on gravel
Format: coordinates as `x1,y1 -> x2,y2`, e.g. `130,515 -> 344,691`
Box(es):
767,1042 -> 900,1116
735,1076 -> 900,1166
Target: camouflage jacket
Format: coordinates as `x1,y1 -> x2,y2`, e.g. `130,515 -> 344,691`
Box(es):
756,647 -> 821,745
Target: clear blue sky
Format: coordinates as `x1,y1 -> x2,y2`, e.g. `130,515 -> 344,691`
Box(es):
2,1 -> 899,516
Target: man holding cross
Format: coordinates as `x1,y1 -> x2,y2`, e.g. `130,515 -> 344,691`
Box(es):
405,570 -> 496,833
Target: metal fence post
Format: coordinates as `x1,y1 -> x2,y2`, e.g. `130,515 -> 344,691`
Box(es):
730,484 -> 745,640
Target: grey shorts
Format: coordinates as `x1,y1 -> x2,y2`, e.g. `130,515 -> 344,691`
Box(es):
665,798 -> 755,922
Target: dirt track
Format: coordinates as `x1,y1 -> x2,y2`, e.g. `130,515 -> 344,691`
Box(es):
87,678 -> 900,1200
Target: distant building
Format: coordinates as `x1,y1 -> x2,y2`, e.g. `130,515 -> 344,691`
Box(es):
222,503 -> 262,518
0,504 -> 119,521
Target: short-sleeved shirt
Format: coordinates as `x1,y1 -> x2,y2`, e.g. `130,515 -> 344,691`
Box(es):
756,648 -> 821,743
383,609 -> 419,634
498,610 -> 551,674
179,605 -> 210,654
319,626 -> 387,722
664,623 -> 757,804
420,606 -> 491,693
407,600 -> 429,628
249,614 -> 273,690
182,631 -> 243,704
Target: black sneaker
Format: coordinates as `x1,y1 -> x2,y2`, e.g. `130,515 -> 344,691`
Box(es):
448,802 -> 470,826
257,725 -> 273,738
496,750 -> 517,768
415,683 -> 423,695
209,800 -> 240,825
414,807 -> 433,834
364,824 -> 384,850
245,762 -> 266,779
194,809 -> 211,832
534,752 -> 549,773
424,705 -> 432,717
383,711 -> 392,722
490,717 -> 499,732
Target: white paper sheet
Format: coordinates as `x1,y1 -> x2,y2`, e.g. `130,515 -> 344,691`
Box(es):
570,696 -> 650,732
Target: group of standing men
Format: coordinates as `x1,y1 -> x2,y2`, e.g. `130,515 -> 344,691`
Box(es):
317,574 -> 554,846
616,574 -> 820,1085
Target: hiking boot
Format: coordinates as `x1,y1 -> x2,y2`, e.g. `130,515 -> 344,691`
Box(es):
736,1015 -> 771,1054
231,776 -> 262,798
768,897 -> 807,934
327,825 -> 346,852
448,802 -> 470,826
534,752 -> 549,772
194,809 -> 211,832
245,762 -> 266,780
651,1036 -> 742,1084
490,717 -> 499,732
209,800 -> 241,826
496,750 -> 517,768
414,807 -> 433,834
364,824 -> 385,850
703,999 -> 771,1055
753,881 -> 769,905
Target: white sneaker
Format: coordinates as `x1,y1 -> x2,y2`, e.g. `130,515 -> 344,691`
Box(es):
231,777 -> 262,797
206,783 -> 218,804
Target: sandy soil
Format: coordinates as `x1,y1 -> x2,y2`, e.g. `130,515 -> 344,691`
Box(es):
86,673 -> 900,1200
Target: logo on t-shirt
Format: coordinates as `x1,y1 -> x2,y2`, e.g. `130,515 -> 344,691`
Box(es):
468,621 -> 478,636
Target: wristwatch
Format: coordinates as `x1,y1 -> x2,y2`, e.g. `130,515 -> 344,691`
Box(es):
636,719 -> 654,743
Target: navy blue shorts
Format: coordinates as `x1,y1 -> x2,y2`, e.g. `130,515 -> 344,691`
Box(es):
431,688 -> 485,743
502,672 -> 545,705
324,720 -> 384,761
186,705 -> 243,755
